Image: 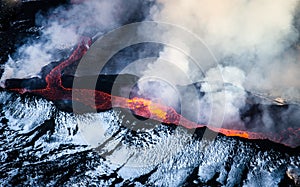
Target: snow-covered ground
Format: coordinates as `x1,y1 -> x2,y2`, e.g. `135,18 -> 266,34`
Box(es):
0,91 -> 299,186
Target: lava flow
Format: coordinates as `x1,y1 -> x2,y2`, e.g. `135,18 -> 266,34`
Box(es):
3,38 -> 300,148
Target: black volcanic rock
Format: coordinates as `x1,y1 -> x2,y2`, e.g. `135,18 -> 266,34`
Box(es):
0,0 -> 69,64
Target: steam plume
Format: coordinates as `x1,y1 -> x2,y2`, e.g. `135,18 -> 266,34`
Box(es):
150,0 -> 300,101
137,0 -> 300,130
0,0 -> 149,81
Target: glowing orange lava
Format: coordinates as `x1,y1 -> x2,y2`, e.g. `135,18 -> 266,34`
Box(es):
5,38 -> 300,148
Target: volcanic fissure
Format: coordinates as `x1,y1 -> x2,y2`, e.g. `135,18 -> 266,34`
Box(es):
3,37 -> 300,148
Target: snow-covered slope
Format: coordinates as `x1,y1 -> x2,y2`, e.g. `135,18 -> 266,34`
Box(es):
0,91 -> 299,186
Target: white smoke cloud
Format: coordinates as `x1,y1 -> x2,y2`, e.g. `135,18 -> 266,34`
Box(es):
1,23 -> 79,81
141,0 -> 300,129
153,0 -> 298,57
0,0 -> 133,82
151,0 -> 300,96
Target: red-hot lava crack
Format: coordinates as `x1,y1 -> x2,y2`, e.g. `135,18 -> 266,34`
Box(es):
3,37 -> 300,148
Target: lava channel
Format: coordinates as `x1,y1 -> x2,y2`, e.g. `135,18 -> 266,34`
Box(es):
3,37 -> 300,148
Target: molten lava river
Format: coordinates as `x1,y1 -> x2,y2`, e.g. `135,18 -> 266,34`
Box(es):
4,38 -> 300,148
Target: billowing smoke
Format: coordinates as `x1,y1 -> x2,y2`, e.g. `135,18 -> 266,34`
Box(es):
0,0 -> 150,81
134,0 -> 300,130
151,0 -> 300,98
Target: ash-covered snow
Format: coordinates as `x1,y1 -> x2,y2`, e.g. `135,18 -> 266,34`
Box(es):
0,91 -> 299,186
